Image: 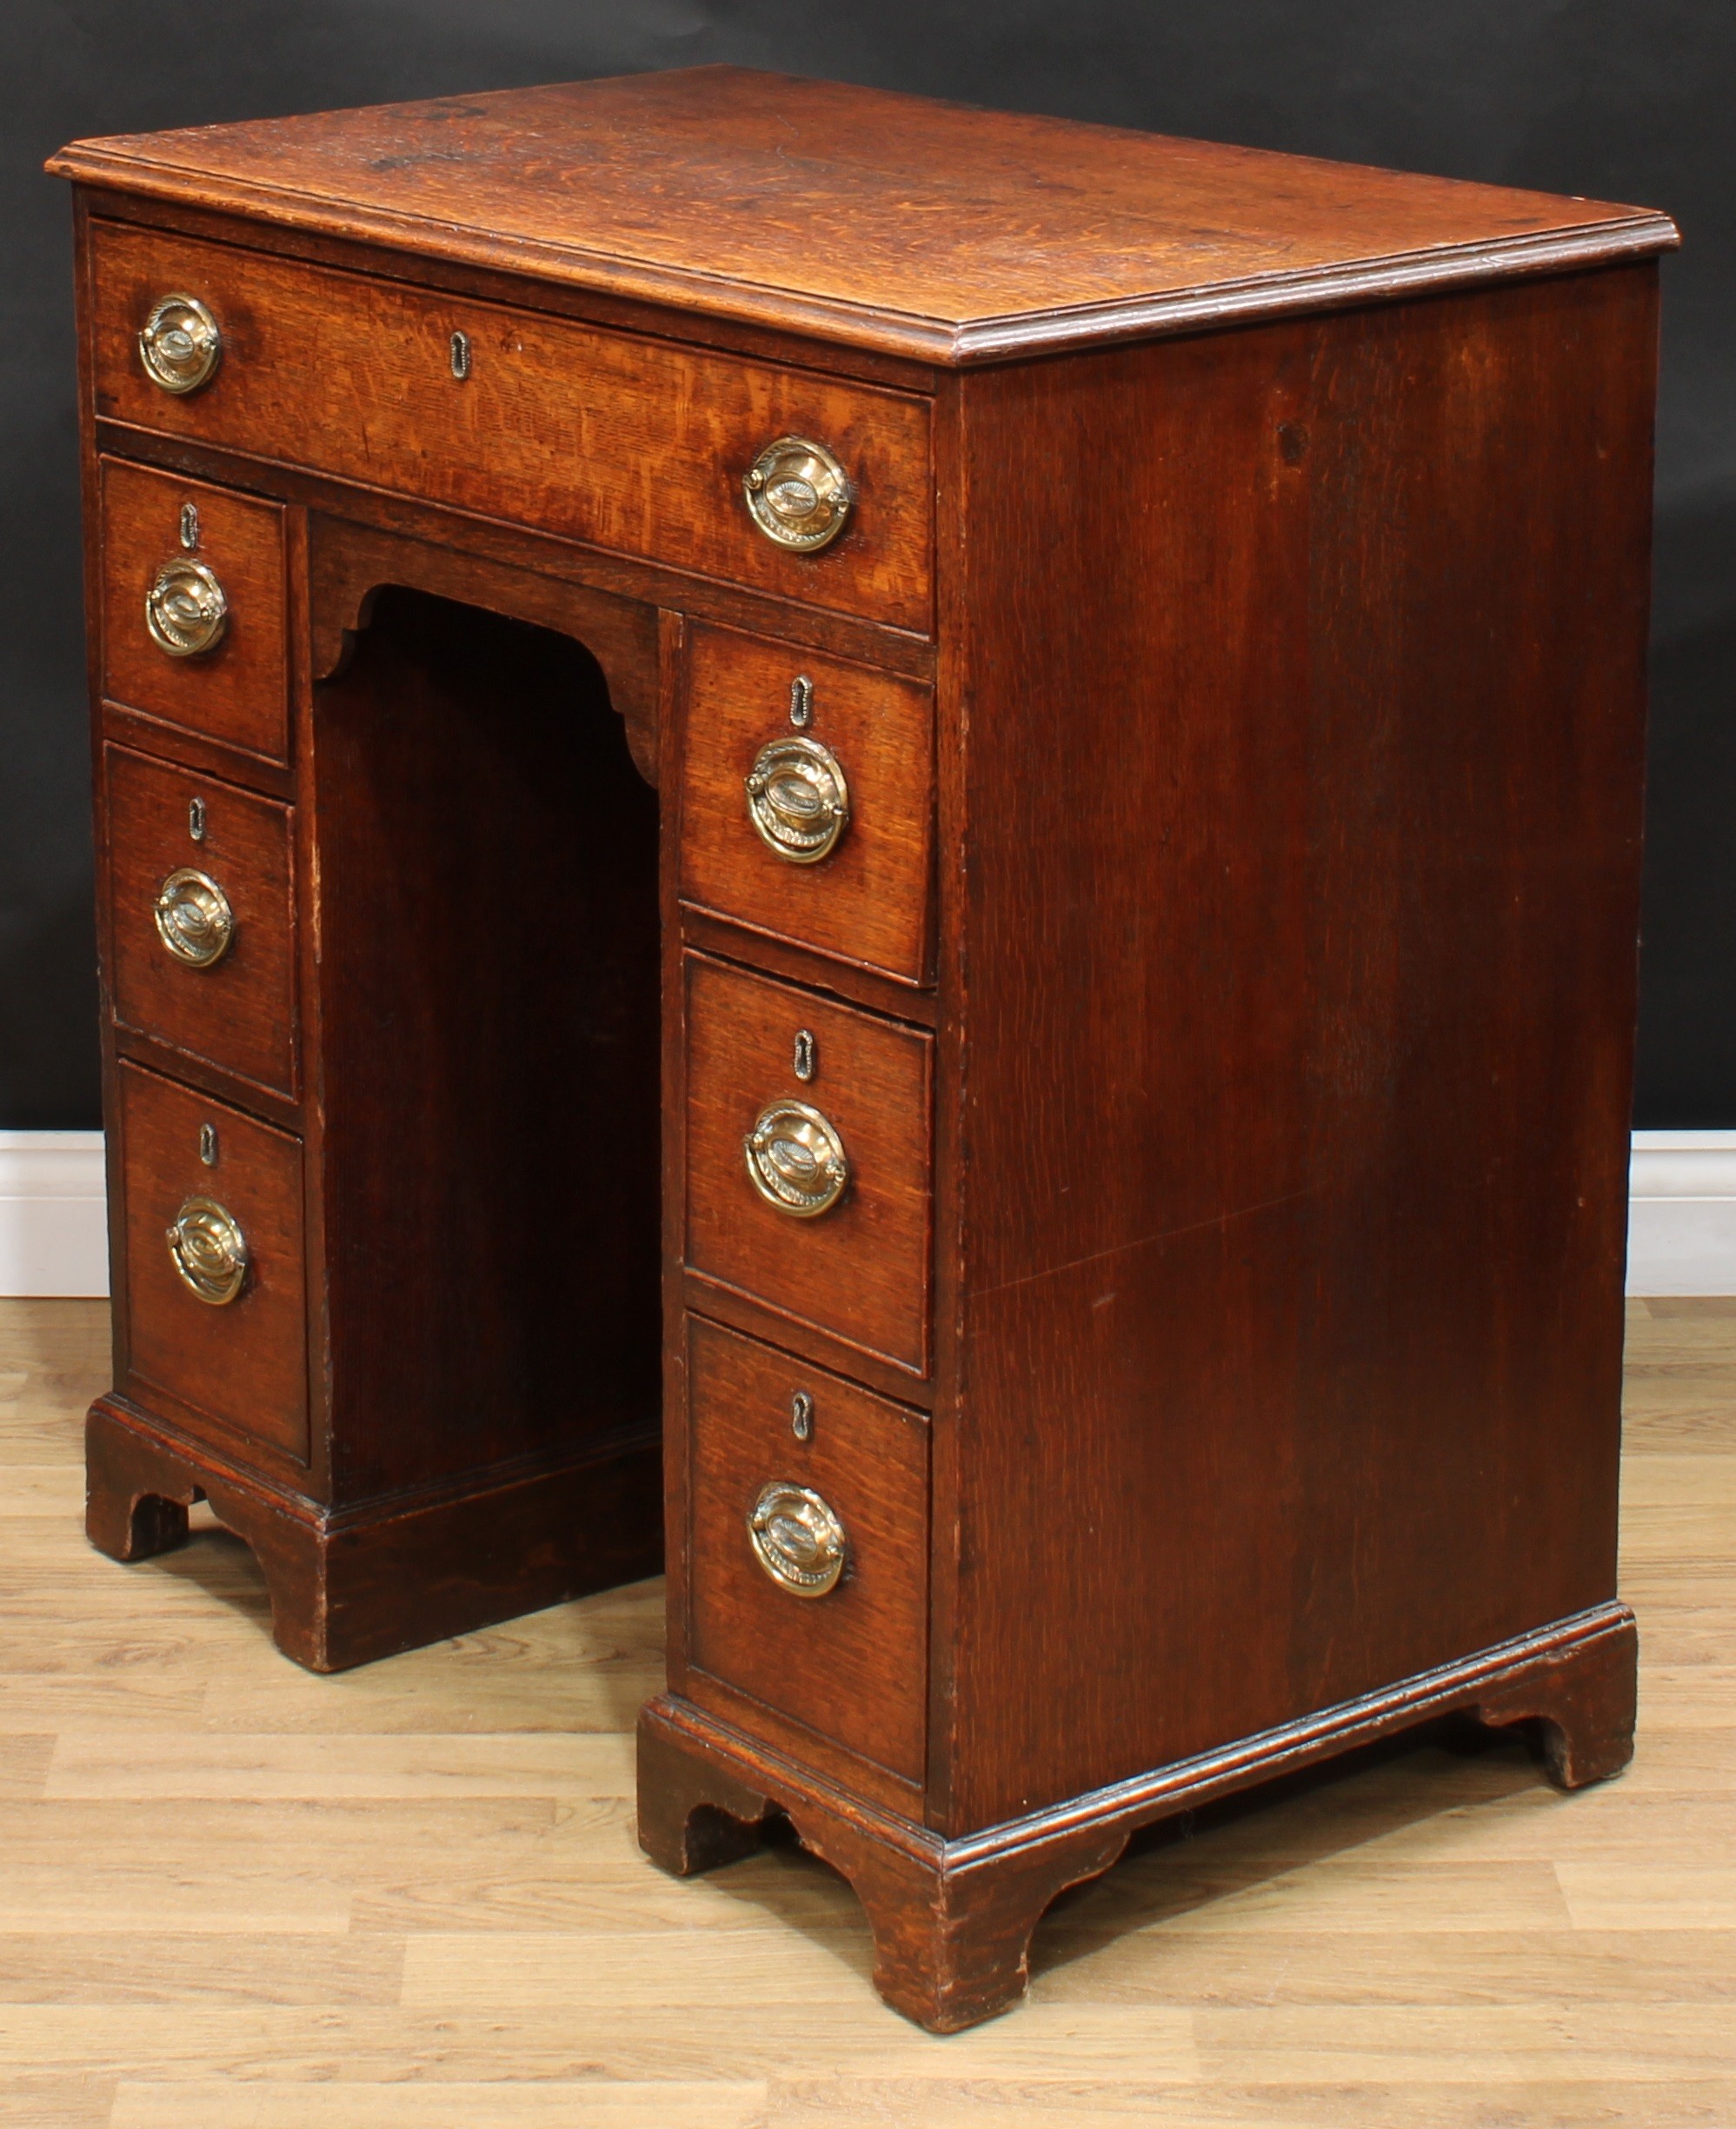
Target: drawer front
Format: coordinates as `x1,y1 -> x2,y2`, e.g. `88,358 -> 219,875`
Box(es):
687,1315 -> 928,1784
685,955 -> 932,1373
117,1062 -> 309,1463
100,457 -> 289,762
105,745 -> 296,1097
679,622 -> 935,984
90,221 -> 934,635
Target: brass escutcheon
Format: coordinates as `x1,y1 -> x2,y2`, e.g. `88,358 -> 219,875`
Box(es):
744,1098 -> 849,1218
744,735 -> 849,863
153,868 -> 234,968
742,436 -> 854,551
146,558 -> 229,658
166,1194 -> 249,1306
138,294 -> 223,395
748,1480 -> 847,1597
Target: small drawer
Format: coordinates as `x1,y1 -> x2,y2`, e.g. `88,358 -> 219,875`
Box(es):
100,457 -> 288,762
104,744 -> 296,1098
686,1315 -> 928,1785
90,220 -> 934,635
685,955 -> 932,1374
116,1061 -> 309,1464
679,622 -> 935,984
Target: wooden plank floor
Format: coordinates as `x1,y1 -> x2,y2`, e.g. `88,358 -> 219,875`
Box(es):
2,1297 -> 1732,2127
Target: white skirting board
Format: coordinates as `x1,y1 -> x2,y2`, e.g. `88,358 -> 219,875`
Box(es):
0,1132 -> 110,1298
1626,1130 -> 1736,1295
1,1129 -> 1733,1300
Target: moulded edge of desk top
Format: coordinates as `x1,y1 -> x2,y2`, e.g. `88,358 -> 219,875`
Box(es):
46,66 -> 1679,367
47,150 -> 1680,369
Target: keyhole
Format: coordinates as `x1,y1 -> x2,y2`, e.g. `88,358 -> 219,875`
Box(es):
788,675 -> 814,729
790,1391 -> 814,1441
793,1029 -> 816,1082
179,502 -> 199,549
188,796 -> 206,842
198,1123 -> 218,1167
449,330 -> 471,380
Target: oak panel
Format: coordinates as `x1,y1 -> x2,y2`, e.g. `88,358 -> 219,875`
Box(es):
115,1061 -> 308,1465
679,621 -> 935,985
685,1316 -> 929,1786
103,744 -> 296,1100
683,955 -> 932,1375
88,221 -> 935,634
99,456 -> 288,764
941,268 -> 1660,1828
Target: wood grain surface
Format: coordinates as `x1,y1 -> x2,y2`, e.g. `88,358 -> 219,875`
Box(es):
679,621 -> 936,986
50,68 -> 1678,362
0,1294 -> 1730,2121
113,1061 -> 309,1465
684,1314 -> 929,1788
87,220 -> 935,634
99,457 -> 289,764
931,263 -> 1660,1831
103,742 -> 296,1100
682,955 -> 934,1375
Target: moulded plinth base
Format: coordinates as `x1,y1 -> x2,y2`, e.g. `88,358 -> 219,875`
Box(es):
637,1601 -> 1638,2032
86,1394 -> 662,1671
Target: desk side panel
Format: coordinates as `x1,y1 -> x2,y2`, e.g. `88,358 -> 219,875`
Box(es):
940,266 -> 1658,1833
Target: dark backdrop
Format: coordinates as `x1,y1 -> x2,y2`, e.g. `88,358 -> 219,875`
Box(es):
5,3 -> 1732,1126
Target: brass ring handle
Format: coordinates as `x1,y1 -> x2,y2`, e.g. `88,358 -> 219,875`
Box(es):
153,868 -> 235,968
139,294 -> 223,395
744,736 -> 850,864
742,436 -> 854,551
745,1098 -> 849,1218
146,558 -> 229,658
166,1194 -> 249,1306
748,1481 -> 848,1598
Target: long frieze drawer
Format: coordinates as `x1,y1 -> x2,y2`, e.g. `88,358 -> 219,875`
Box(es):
90,220 -> 935,635
686,1314 -> 929,1786
679,622 -> 935,985
684,955 -> 932,1374
116,1061 -> 309,1465
100,457 -> 289,762
104,744 -> 296,1098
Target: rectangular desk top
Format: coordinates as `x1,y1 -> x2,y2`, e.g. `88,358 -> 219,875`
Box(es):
49,65 -> 1677,364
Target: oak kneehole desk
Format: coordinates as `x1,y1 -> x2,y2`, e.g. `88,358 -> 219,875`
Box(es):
50,67 -> 1676,2030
